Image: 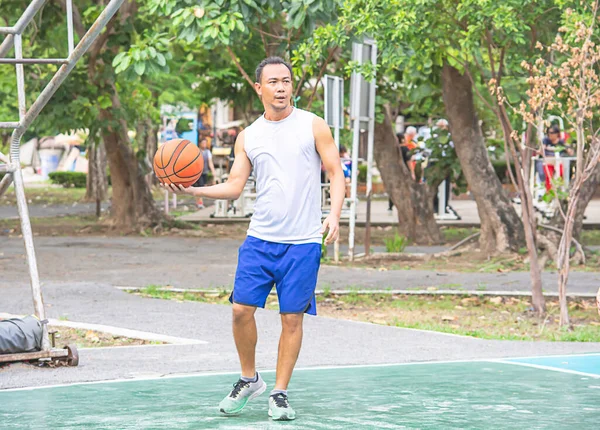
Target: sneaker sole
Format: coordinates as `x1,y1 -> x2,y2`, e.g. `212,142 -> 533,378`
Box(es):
220,381 -> 267,416
268,409 -> 295,421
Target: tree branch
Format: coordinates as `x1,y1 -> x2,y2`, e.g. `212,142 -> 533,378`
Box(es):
226,46 -> 257,93
538,224 -> 586,264
446,53 -> 498,116
306,47 -> 337,109
257,21 -> 269,56
294,65 -> 309,99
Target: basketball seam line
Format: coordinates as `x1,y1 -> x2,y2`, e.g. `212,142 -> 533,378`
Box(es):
173,150 -> 202,176
156,171 -> 201,180
163,140 -> 188,173
156,144 -> 166,169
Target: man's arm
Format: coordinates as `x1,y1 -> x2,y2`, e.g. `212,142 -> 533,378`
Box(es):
165,131 -> 252,200
314,116 -> 345,245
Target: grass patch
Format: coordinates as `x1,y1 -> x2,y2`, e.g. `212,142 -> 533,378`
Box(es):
385,233 -> 408,253
346,250 -> 600,273
581,229 -> 600,246
0,185 -> 90,206
129,287 -> 600,342
441,227 -> 479,244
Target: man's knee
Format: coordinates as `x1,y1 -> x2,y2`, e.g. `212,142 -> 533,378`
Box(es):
281,313 -> 304,334
232,303 -> 256,324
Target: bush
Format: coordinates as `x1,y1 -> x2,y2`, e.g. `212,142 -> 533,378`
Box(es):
358,164 -> 367,183
385,232 -> 408,253
48,171 -> 87,188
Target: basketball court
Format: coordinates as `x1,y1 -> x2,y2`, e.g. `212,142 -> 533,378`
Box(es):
1,353 -> 599,429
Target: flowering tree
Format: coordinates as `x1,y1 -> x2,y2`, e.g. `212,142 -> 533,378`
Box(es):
500,3 -> 600,326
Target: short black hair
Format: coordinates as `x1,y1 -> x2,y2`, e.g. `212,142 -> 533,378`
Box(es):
255,57 -> 293,83
548,124 -> 561,135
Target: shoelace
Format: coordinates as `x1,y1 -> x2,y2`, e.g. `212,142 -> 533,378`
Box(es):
271,393 -> 289,408
230,379 -> 250,398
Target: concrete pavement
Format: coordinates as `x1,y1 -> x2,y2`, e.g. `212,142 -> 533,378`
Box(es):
1,237 -> 598,294
2,282 -> 599,390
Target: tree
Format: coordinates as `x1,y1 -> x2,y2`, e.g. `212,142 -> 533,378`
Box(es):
329,0 -> 526,252
143,0 -> 340,109
514,2 -> 600,326
1,0 -> 165,229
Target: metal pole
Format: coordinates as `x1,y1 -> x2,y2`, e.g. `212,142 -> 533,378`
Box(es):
12,167 -> 50,350
66,0 -> 75,54
438,180 -> 446,217
333,77 -> 340,263
14,35 -> 27,120
0,35 -> 15,58
0,58 -> 69,65
0,173 -> 13,198
0,0 -> 48,56
164,190 -> 169,214
348,44 -> 362,261
364,42 -> 377,257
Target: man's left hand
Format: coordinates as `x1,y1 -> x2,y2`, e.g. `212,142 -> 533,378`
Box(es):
321,214 -> 340,245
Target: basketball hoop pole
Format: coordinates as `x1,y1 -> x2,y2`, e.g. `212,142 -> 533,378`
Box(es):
0,0 -> 125,357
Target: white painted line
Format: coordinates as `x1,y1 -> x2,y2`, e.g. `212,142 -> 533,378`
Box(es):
316,315 -> 470,339
489,352 -> 600,360
78,343 -> 202,351
4,353 -> 600,392
493,360 -> 600,379
117,286 -> 599,298
0,313 -> 207,346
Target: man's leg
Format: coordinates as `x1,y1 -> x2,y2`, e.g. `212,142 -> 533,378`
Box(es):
274,313 -> 304,390
219,303 -> 267,415
232,303 -> 258,377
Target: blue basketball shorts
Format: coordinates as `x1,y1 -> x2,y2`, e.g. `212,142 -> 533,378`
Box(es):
229,236 -> 322,315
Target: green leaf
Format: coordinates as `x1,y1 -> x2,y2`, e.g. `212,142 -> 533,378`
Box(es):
292,9 -> 306,29
134,61 -> 146,75
97,95 -> 112,109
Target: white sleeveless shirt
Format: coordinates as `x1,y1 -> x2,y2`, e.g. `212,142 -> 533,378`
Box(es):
244,107 -> 322,244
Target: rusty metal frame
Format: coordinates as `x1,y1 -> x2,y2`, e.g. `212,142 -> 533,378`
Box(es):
0,0 -> 125,364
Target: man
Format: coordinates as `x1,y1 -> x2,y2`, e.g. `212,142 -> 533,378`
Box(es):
163,56 -> 345,421
194,138 -> 216,209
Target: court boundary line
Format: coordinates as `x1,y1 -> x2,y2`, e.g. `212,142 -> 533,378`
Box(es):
3,352 -> 600,392
493,359 -> 600,379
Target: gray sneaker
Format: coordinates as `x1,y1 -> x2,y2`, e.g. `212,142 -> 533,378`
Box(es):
268,392 -> 296,421
219,373 -> 267,415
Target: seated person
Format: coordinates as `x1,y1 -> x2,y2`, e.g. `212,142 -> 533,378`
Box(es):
541,124 -> 573,191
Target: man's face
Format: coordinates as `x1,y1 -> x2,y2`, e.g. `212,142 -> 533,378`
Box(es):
199,140 -> 207,149
255,64 -> 293,112
549,131 -> 560,144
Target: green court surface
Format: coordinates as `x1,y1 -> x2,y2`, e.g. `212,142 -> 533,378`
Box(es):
1,356 -> 599,429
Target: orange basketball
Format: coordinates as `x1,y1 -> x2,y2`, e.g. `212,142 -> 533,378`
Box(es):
153,139 -> 204,187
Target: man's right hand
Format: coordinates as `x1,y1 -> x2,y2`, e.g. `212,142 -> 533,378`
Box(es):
160,182 -> 197,196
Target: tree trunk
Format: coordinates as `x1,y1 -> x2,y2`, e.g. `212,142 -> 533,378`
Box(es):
85,137 -> 108,210
573,163 -> 600,239
136,117 -> 159,187
375,104 -> 442,244
99,90 -> 161,230
441,63 -> 524,254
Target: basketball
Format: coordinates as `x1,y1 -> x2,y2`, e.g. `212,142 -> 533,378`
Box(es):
153,139 -> 204,187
